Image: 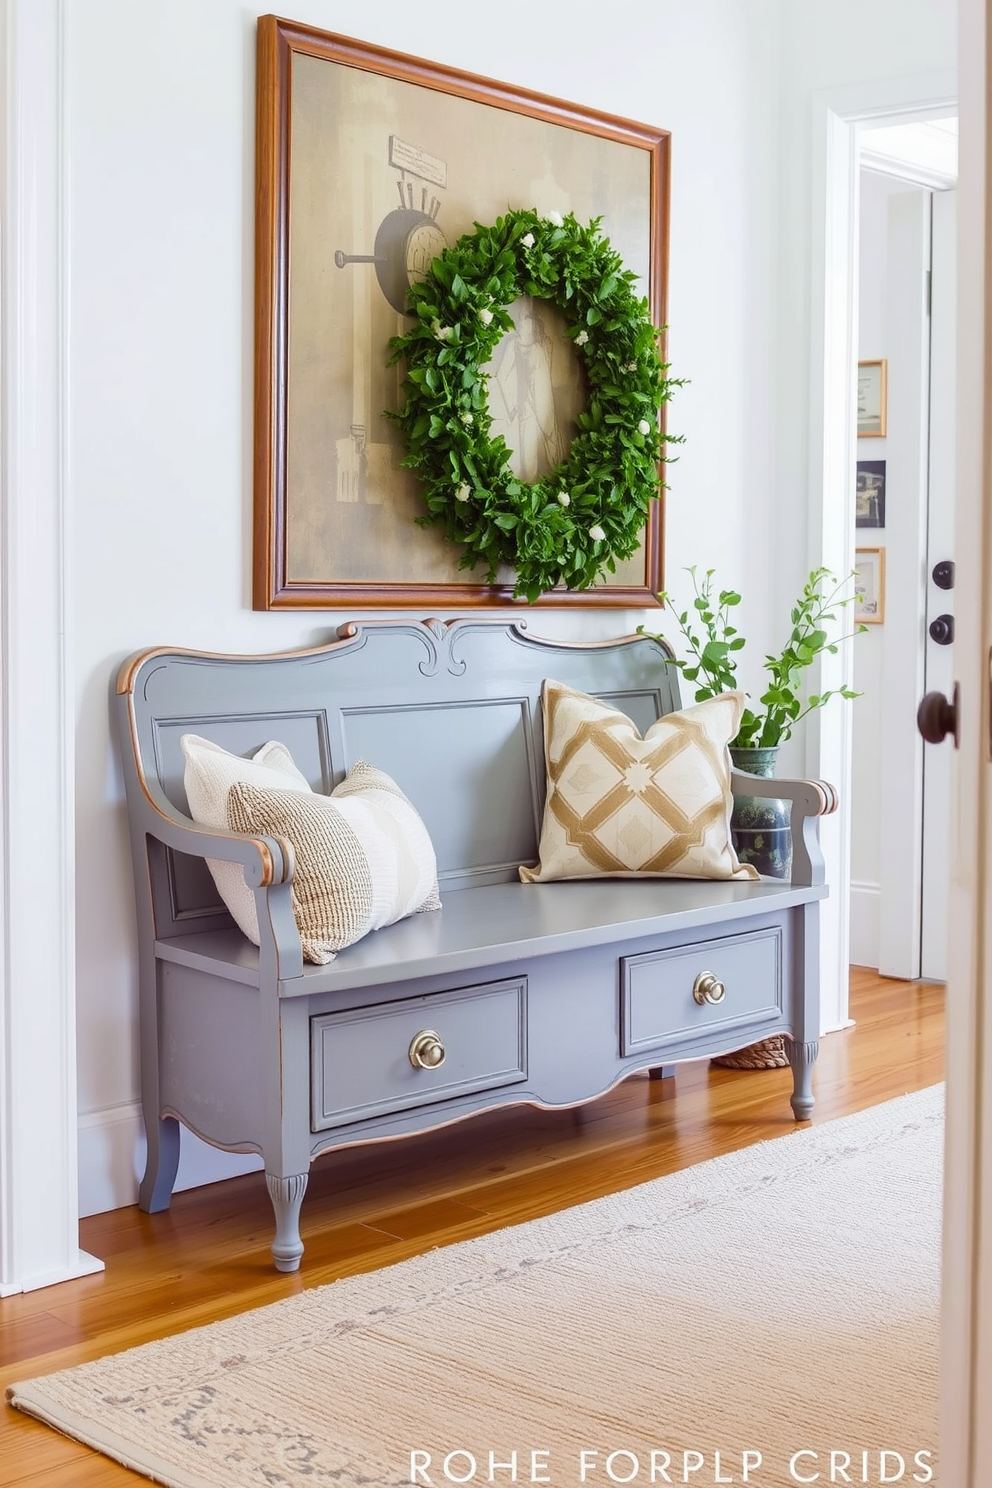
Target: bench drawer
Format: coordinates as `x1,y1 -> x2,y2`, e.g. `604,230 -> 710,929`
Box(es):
311,976 -> 528,1131
620,926 -> 783,1057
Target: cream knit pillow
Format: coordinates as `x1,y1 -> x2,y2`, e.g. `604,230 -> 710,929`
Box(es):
520,682 -> 759,884
181,733 -> 314,942
226,762 -> 441,964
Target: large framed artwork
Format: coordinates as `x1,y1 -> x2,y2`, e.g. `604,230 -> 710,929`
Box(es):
253,16 -> 671,609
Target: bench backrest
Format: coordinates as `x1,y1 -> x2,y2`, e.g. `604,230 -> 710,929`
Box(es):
116,618 -> 679,936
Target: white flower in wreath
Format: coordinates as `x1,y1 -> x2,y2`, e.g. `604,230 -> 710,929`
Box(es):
575,330 -> 589,346
589,524 -> 606,543
434,323 -> 454,342
455,483 -> 471,502
627,361 -> 638,372
460,412 -> 474,426
520,232 -> 535,248
545,210 -> 564,227
557,491 -> 571,507
477,307 -> 494,326
637,418 -> 652,436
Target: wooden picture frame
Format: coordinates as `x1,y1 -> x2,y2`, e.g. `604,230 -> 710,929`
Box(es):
253,16 -> 671,610
856,459 -> 886,528
857,359 -> 887,438
855,547 -> 885,624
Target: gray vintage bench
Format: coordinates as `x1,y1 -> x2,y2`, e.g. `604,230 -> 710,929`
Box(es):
115,617 -> 834,1272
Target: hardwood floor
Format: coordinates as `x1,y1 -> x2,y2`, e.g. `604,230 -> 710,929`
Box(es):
0,968 -> 943,1486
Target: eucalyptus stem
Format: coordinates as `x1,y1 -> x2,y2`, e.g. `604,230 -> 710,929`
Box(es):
639,565 -> 864,748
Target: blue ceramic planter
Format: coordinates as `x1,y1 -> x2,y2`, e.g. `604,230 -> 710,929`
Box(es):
729,745 -> 792,881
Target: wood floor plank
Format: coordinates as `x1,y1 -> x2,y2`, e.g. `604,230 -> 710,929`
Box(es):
0,971 -> 944,1487
365,1196 -> 493,1241
9,1454 -> 145,1487
0,1315 -> 87,1370
0,1418 -> 93,1480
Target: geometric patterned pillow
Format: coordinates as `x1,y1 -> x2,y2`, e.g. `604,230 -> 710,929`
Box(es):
519,681 -> 759,883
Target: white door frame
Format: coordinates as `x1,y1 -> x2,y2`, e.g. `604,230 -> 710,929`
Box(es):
0,0 -> 102,1293
877,185 -> 934,981
805,72 -> 955,1034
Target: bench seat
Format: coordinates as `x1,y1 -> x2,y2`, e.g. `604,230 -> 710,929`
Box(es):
117,617 -> 834,1271
157,876 -> 826,995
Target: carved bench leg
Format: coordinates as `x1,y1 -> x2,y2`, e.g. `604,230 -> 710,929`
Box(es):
139,1115 -> 181,1213
786,1038 -> 819,1121
266,1172 -> 309,1272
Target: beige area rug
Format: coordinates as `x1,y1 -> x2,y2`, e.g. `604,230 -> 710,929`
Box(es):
8,1087 -> 942,1488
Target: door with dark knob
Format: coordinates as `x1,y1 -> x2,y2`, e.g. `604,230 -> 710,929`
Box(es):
917,683 -> 959,748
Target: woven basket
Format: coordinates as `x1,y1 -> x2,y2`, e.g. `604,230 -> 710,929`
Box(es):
711,1034 -> 789,1070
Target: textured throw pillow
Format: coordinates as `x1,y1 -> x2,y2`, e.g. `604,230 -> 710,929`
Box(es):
520,681 -> 759,884
181,733 -> 314,942
226,761 -> 441,964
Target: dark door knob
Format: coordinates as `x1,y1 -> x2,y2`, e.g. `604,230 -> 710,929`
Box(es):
932,560 -> 956,590
917,684 -> 959,747
929,613 -> 955,645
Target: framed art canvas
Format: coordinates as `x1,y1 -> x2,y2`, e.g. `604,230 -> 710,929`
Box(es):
856,460 -> 886,528
855,547 -> 885,624
857,359 -> 887,438
253,16 -> 671,609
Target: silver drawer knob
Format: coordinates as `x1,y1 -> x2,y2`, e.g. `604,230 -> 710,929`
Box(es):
409,1029 -> 446,1070
693,972 -> 726,1005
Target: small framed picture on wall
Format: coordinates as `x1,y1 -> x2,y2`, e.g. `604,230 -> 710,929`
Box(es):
856,460 -> 886,528
857,359 -> 887,437
855,547 -> 885,624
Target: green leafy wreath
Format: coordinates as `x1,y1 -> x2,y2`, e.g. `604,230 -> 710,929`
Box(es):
388,207 -> 682,603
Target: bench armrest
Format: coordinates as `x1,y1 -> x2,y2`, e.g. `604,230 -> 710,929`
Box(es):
130,792 -> 304,981
144,808 -> 296,890
730,771 -> 838,888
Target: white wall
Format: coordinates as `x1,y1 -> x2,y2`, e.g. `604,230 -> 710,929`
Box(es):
68,0 -> 956,1215
774,1 -> 955,772
770,5 -> 954,1010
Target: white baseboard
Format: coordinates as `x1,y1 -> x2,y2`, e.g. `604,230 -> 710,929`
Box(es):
0,1249 -> 105,1297
77,1102 -> 262,1218
849,880 -> 881,970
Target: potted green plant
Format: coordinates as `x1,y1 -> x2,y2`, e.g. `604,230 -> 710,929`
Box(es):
641,564 -> 863,1069
641,563 -> 863,876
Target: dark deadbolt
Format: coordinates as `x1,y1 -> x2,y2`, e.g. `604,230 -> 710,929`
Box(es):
932,560 -> 955,590
929,614 -> 955,646
917,684 -> 960,747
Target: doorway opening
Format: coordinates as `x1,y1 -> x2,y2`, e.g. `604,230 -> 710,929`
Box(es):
849,118 -> 958,981
803,78 -> 956,1034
